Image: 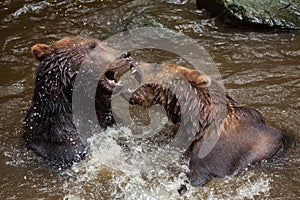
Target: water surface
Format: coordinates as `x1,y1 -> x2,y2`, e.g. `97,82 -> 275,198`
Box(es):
0,1 -> 299,199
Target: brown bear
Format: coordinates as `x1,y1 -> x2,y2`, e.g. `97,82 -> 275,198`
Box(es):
120,61 -> 286,188
23,37 -> 131,168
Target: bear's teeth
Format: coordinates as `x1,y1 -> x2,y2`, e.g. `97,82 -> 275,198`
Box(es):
105,78 -> 116,87
130,65 -> 136,74
131,68 -> 137,74
105,77 -> 123,88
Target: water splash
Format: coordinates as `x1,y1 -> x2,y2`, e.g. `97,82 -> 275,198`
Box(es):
61,126 -> 273,199
62,126 -> 189,199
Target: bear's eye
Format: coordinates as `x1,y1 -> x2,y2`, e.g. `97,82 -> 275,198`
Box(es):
89,43 -> 96,49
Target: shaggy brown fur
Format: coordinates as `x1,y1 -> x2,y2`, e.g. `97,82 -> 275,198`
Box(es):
24,37 -> 130,168
121,61 -> 284,187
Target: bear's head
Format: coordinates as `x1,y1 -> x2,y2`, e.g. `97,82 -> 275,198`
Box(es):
31,37 -> 130,106
120,61 -> 212,125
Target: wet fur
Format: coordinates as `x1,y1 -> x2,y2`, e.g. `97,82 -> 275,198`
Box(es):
122,62 -> 285,187
24,37 -> 128,168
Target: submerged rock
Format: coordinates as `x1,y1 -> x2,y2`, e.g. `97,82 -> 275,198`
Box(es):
117,13 -> 169,32
196,0 -> 300,29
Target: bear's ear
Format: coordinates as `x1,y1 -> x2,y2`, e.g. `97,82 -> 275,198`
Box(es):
193,72 -> 211,87
31,44 -> 52,61
180,69 -> 211,87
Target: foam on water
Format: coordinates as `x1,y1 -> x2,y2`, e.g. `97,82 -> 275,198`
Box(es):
62,126 -> 188,199
237,174 -> 271,199
62,126 -> 272,200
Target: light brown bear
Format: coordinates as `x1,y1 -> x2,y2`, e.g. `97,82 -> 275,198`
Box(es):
121,61 -> 286,188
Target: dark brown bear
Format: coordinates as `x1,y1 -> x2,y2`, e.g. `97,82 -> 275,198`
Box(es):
23,37 -> 131,168
121,61 -> 285,188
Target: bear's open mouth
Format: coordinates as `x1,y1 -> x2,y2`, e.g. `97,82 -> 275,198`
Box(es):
128,61 -> 142,84
130,64 -> 137,75
118,60 -> 143,101
104,70 -> 122,88
103,53 -> 138,88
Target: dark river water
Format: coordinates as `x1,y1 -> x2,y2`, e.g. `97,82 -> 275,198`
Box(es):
0,0 -> 299,199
